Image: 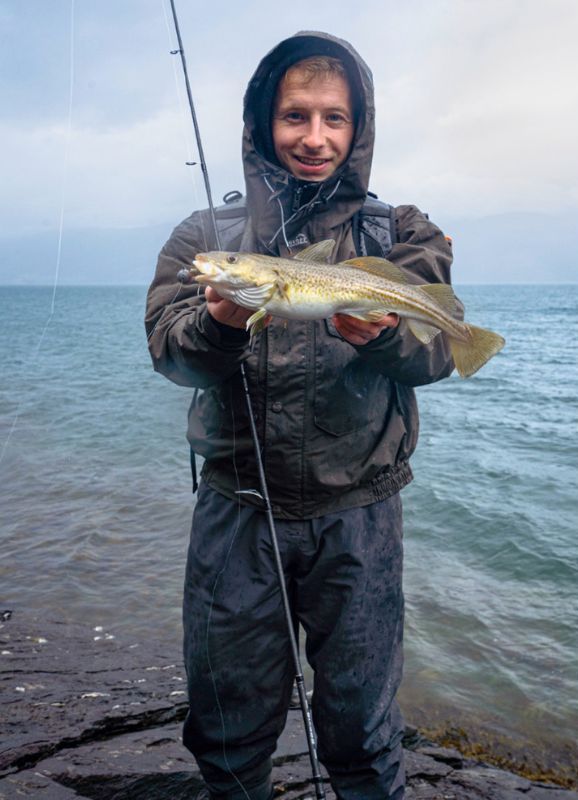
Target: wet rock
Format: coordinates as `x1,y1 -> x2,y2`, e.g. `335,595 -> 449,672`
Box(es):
2,611 -> 577,800
406,750 -> 454,780
416,745 -> 470,769
0,611 -> 187,776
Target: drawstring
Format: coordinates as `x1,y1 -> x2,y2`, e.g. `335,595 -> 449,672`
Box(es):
262,175 -> 342,250
263,175 -> 291,250
323,178 -> 342,203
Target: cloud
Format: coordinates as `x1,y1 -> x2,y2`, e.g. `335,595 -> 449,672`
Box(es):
0,105 -> 244,235
1,0 -> 577,236
369,0 -> 578,215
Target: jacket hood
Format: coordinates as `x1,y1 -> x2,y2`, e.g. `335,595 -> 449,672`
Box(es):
242,31 -> 375,258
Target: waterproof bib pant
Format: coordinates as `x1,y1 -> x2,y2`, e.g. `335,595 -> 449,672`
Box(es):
183,482 -> 405,800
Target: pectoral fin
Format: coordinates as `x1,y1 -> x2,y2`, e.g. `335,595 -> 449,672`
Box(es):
246,307 -> 270,338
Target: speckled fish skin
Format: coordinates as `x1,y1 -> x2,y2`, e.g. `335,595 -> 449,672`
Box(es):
192,243 -> 505,378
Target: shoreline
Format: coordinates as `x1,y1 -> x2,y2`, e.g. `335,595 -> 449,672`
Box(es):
1,609 -> 576,798
402,707 -> 578,790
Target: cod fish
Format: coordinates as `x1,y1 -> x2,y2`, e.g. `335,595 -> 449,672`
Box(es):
193,240 -> 505,378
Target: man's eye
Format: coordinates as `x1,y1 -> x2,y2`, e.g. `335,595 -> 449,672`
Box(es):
327,114 -> 348,124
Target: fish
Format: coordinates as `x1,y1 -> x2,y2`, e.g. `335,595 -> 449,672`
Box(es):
192,239 -> 505,378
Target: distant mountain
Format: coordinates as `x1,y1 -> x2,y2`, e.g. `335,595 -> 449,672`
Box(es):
0,211 -> 576,285
438,211 -> 577,284
0,224 -> 173,286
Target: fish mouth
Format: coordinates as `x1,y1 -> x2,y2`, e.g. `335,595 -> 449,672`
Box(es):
192,257 -> 221,280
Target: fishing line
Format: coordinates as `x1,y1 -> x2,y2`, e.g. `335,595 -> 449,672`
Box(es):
203,394 -> 252,800
0,0 -> 76,467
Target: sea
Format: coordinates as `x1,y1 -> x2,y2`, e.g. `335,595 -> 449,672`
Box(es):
1,284 -> 576,781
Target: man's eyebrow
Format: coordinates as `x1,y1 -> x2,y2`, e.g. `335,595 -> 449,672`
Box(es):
276,102 -> 351,113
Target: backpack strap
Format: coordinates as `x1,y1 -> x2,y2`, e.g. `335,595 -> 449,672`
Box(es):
211,194 -> 248,250
355,194 -> 397,258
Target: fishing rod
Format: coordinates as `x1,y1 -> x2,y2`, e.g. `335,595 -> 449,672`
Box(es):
166,3 -> 326,798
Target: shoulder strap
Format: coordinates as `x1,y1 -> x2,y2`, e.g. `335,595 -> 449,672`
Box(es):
214,194 -> 247,250
355,194 -> 397,258
198,193 -> 248,251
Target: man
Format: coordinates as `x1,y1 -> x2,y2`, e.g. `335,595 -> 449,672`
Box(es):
146,31 -> 456,800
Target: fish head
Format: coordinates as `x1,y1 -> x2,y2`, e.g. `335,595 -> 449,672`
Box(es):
193,252 -> 278,294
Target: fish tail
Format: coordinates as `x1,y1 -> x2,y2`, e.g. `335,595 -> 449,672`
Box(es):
450,324 -> 505,378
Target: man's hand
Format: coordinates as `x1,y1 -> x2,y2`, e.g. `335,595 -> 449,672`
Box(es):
205,286 -> 271,330
333,313 -> 399,346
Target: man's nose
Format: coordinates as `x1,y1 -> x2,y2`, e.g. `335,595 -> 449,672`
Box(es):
302,116 -> 325,149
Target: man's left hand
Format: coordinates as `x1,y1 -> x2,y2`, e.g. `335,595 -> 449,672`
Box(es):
333,313 -> 399,346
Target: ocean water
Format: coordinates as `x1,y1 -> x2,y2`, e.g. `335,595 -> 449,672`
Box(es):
1,284 -> 576,775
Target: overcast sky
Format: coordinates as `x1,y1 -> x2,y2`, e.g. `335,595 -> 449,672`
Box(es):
1,0 -> 577,238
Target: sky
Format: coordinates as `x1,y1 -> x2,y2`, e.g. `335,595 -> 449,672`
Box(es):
0,0 -> 577,274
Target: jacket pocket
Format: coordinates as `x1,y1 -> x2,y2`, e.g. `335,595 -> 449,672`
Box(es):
313,320 -> 393,437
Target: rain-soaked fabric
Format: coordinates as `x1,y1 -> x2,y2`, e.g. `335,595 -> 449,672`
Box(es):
183,482 -> 405,800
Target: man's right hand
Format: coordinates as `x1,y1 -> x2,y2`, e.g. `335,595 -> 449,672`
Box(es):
205,286 -> 271,331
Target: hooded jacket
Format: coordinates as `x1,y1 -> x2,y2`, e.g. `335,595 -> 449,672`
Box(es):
145,31 -> 457,519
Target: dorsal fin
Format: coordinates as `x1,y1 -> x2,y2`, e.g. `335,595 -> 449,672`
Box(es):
293,240 -> 335,262
340,256 -> 408,284
418,283 -> 459,315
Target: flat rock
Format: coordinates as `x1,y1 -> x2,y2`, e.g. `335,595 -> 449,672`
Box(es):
2,610 -> 577,800
406,750 -> 454,780
416,745 -> 472,769
0,611 -> 187,775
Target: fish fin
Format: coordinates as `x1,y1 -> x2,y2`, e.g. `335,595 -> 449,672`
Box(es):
407,319 -> 441,344
365,309 -> 391,322
340,310 -> 380,321
418,283 -> 460,315
246,307 -> 270,338
450,324 -> 506,378
341,309 -> 395,323
340,257 -> 408,283
293,240 -> 335,262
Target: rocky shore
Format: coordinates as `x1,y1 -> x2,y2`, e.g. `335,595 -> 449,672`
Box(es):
1,610 -> 576,800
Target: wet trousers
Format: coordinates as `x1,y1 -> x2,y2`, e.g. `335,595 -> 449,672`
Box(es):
182,482 -> 405,800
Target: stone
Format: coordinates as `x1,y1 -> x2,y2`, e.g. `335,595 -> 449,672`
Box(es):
2,611 -> 576,799
406,750 -> 454,780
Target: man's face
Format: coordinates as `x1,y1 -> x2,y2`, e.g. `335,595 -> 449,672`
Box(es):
272,67 -> 354,182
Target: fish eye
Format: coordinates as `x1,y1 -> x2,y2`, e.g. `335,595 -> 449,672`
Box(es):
226,255 -> 237,264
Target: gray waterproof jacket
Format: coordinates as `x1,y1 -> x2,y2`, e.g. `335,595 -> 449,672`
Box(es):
146,31 -> 457,519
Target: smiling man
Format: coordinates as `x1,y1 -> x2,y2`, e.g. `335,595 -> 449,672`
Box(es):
146,31 -> 457,800
272,58 -> 354,181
